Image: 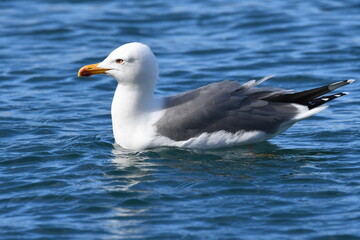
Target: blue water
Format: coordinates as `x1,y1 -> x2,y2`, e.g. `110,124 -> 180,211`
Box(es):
1,0 -> 360,239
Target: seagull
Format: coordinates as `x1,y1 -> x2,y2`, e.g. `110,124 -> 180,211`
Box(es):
78,42 -> 354,150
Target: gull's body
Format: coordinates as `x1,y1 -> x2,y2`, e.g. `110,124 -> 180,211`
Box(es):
78,42 -> 354,150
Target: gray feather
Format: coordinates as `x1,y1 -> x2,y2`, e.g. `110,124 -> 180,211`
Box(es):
155,80 -> 299,141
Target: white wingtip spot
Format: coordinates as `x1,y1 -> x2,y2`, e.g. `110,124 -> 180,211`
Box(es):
347,79 -> 355,84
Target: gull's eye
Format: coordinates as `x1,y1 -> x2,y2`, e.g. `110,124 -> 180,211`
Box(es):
116,59 -> 124,64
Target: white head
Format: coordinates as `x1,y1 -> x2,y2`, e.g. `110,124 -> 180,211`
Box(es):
78,42 -> 159,91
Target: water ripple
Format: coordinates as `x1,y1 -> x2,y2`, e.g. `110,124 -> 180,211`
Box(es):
1,0 -> 360,239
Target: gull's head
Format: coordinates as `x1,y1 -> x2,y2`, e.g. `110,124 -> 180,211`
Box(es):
78,42 -> 159,88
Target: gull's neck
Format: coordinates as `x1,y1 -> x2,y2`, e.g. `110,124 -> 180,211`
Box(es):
112,83 -> 156,113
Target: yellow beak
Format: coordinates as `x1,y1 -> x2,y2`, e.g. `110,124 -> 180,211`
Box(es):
78,63 -> 110,77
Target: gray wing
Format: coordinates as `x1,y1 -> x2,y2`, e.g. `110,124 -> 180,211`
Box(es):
155,79 -> 299,141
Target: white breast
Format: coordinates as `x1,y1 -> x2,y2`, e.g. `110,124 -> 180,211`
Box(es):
111,84 -> 165,150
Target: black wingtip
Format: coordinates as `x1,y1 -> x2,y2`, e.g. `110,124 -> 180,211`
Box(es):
307,92 -> 349,109
328,79 -> 355,91
264,79 -> 355,106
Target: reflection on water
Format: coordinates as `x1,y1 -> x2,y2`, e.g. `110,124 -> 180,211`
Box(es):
110,141 -> 326,180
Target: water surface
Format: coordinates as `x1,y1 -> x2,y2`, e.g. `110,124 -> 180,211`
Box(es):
1,0 -> 360,239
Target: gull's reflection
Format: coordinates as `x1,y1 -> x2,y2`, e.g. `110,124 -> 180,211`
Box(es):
108,141 -> 309,178
108,141 -> 331,185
